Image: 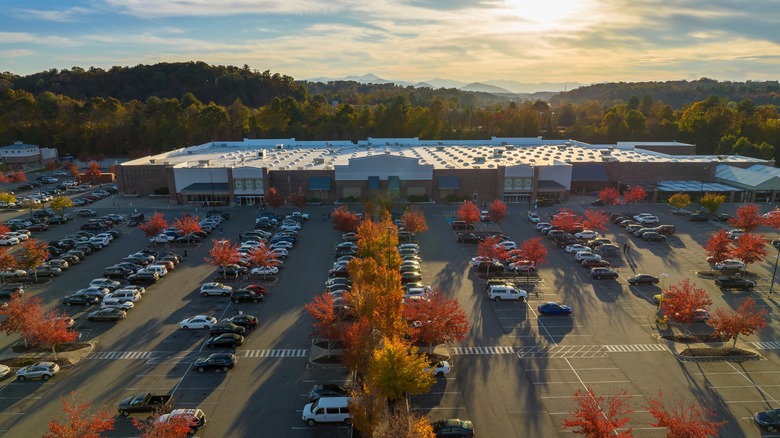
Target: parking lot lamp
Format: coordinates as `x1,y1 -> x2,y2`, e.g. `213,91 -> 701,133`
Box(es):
660,273 -> 668,289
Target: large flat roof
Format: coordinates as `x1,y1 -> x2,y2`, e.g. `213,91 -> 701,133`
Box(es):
122,138 -> 769,171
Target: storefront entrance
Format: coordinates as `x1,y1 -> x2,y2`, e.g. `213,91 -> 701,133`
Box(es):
503,193 -> 531,203
236,195 -> 263,206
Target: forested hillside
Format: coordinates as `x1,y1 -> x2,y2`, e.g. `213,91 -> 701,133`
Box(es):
0,62 -> 778,165
551,78 -> 780,109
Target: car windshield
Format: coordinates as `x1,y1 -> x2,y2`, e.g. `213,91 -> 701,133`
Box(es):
764,410 -> 780,421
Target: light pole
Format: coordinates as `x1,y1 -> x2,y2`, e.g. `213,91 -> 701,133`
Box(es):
660,272 -> 669,289
769,240 -> 780,295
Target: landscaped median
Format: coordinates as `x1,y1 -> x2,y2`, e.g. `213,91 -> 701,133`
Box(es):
0,342 -> 95,370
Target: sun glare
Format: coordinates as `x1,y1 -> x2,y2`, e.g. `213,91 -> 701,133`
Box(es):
502,0 -> 587,30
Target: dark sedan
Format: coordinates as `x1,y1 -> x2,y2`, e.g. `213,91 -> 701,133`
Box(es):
689,213 -> 709,222
431,419 -> 475,438
209,322 -> 246,337
31,265 -> 62,277
127,272 -> 159,285
627,274 -> 660,286
194,353 -> 237,372
642,232 -> 667,242
62,293 -> 99,306
590,267 -> 619,279
217,264 -> 249,277
103,266 -> 133,279
87,308 -> 127,322
401,271 -> 423,283
581,259 -> 611,268
307,384 -> 349,401
456,233 -> 481,243
754,408 -> 780,432
206,333 -> 244,349
714,276 -> 755,291
537,302 -> 572,316
226,314 -> 259,328
230,289 -> 263,303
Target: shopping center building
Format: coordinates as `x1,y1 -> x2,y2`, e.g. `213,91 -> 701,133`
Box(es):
115,137 -> 777,206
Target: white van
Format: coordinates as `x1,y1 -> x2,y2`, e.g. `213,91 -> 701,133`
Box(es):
301,397 -> 351,426
107,289 -> 141,302
142,265 -> 168,277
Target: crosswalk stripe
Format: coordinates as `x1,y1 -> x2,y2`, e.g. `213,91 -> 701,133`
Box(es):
451,344 -> 667,357
750,341 -> 780,350
87,349 -> 308,360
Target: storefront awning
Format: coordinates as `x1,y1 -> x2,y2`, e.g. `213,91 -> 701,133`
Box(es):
309,176 -> 332,191
180,182 -> 230,193
368,176 -> 380,190
388,176 -> 400,191
537,180 -> 566,190
438,176 -> 460,190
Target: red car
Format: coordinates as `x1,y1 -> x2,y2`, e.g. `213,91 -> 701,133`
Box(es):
581,259 -> 611,268
244,284 -> 266,295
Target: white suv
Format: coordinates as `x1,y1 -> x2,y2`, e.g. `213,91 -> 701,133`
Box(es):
200,282 -> 233,296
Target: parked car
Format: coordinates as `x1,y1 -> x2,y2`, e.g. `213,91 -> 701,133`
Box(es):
226,314 -> 259,328
627,274 -> 660,286
537,302 -> 572,316
713,259 -> 747,270
642,232 -> 667,242
16,362 -> 59,381
62,293 -> 99,306
456,233 -> 481,243
527,212 -> 541,223
180,315 -> 218,330
206,333 -> 244,349
308,384 -> 349,401
754,408 -> 780,432
88,308 -> 127,322
714,276 -> 755,291
209,322 -> 246,336
689,213 -> 709,222
31,265 -> 62,277
431,418 -> 475,438
590,267 -> 619,279
127,271 -> 159,285
89,278 -> 121,290
565,244 -> 590,254
217,264 -> 249,277
231,289 -> 263,303
155,409 -> 207,434
250,266 -> 279,276
194,353 -> 237,372
581,259 -> 611,268
200,282 -> 233,296
574,230 -> 599,240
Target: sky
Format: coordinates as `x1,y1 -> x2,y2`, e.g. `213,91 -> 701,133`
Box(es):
1,0 -> 779,86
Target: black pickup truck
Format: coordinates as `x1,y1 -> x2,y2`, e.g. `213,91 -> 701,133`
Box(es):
117,392 -> 173,416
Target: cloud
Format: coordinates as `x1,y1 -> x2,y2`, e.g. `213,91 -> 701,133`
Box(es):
2,49 -> 34,58
104,0 -> 344,18
12,6 -> 94,22
0,32 -> 79,48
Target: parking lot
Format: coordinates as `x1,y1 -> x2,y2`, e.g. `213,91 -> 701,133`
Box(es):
0,190 -> 778,436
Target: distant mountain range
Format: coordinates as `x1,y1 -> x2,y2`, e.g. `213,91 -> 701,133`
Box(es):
304,73 -> 582,94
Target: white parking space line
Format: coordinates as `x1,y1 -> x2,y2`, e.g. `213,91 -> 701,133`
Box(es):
708,384 -> 780,389
725,362 -> 780,405
694,371 -> 780,376
532,381 -> 631,385
530,307 -> 558,346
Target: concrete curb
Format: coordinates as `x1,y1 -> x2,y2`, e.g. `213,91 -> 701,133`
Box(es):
0,342 -> 96,369
659,337 -> 762,363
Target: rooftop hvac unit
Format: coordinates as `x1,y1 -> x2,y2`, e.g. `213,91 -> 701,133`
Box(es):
436,146 -> 445,151
149,159 -> 156,164
474,157 -> 486,163
313,158 -> 324,165
565,141 -> 572,147
385,150 -> 392,154
505,145 -> 515,150
187,150 -> 193,155
197,159 -> 211,165
276,144 -> 284,149
258,150 -> 267,158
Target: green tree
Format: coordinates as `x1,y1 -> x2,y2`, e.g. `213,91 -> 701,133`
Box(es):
700,193 -> 726,213
668,193 -> 691,212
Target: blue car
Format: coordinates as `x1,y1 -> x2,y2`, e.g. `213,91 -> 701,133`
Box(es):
537,302 -> 572,316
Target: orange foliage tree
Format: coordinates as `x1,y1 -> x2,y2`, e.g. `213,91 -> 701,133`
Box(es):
139,212 -> 169,238
84,161 -> 102,184
265,186 -> 284,209
562,387 -> 633,437
729,204 -> 763,232
204,239 -> 240,279
403,291 -> 469,347
477,236 -> 509,276
46,161 -> 58,171
341,316 -> 381,372
332,206 -> 361,232
0,294 -> 42,346
288,189 -> 307,208
583,209 -> 610,232
731,233 -> 768,267
171,215 -> 202,244
488,200 -> 508,224
709,297 -> 768,348
520,237 -> 548,268
703,230 -> 733,264
645,390 -> 725,438
660,279 -> 713,324
32,308 -> 79,360
598,186 -> 621,205
45,391 -> 115,438
456,200 -> 480,225
623,185 -> 647,206
8,171 -> 27,183
16,238 -> 50,279
304,292 -> 346,352
0,246 -> 16,272
132,410 -> 193,438
551,209 -> 581,233
401,207 -> 428,234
